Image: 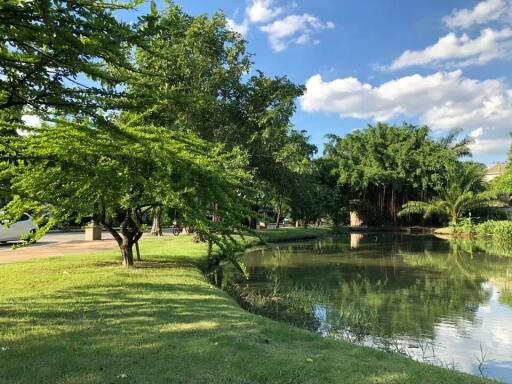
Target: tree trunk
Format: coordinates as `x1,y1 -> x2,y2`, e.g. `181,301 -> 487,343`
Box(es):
119,209 -> 142,267
450,213 -> 458,226
275,196 -> 282,228
99,208 -> 141,268
212,203 -> 218,223
151,206 -> 163,236
135,241 -> 141,261
121,241 -> 134,267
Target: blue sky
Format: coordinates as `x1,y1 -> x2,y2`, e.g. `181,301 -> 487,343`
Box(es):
127,0 -> 512,165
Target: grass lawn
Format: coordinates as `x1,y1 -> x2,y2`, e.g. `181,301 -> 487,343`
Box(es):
0,228 -> 492,384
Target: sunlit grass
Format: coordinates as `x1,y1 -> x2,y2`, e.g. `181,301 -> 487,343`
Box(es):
0,228 -> 491,383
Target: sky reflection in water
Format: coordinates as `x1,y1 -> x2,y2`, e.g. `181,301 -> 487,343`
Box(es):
225,233 -> 512,383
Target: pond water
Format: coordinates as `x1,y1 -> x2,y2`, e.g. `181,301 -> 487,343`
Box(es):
221,233 -> 512,383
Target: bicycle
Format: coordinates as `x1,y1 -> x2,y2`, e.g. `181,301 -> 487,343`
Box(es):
170,224 -> 181,236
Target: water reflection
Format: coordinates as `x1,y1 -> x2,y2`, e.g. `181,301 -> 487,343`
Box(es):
350,233 -> 363,249
222,233 -> 512,383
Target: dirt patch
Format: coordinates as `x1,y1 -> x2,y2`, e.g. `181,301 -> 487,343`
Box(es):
0,240 -> 117,264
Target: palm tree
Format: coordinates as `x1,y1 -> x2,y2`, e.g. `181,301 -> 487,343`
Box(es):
398,163 -> 491,225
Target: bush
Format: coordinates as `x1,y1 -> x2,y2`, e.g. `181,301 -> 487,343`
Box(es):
475,220 -> 512,242
450,217 -> 474,235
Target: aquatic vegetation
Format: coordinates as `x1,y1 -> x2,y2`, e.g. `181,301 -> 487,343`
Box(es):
223,234 -> 512,382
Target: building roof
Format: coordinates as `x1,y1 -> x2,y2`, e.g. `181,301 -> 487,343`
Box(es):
487,163 -> 507,175
485,162 -> 507,182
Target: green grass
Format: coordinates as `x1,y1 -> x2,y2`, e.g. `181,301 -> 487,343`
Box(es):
501,290 -> 512,307
0,228 -> 491,384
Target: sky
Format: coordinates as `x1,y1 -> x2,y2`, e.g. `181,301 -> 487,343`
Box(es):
126,0 -> 512,165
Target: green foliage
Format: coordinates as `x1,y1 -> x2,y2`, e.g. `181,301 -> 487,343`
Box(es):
450,216 -> 475,234
325,123 -> 467,225
474,220 -> 512,242
124,4 -> 251,139
399,162 -> 491,225
1,117 -> 254,265
0,0 -> 137,114
313,157 -> 349,227
117,4 -> 314,228
0,1 -> 318,264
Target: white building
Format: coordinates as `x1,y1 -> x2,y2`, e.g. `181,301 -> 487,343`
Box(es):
484,163 -> 507,182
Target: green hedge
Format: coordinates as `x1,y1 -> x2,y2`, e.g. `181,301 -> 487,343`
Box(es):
474,220 -> 512,242
450,219 -> 512,242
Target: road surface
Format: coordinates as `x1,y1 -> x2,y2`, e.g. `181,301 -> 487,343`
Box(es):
0,230 -> 171,264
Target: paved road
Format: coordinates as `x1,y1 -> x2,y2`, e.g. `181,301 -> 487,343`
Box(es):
0,230 -> 115,252
0,229 -> 173,264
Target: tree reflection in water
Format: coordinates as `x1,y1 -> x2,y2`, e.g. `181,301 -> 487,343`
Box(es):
220,233 -> 512,380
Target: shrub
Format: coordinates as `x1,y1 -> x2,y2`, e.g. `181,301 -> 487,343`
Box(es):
475,220 -> 512,242
450,217 -> 474,235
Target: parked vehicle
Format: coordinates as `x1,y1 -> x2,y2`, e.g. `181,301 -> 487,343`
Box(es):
0,213 -> 38,243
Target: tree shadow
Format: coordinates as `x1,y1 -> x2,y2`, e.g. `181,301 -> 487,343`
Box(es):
0,261 -> 488,384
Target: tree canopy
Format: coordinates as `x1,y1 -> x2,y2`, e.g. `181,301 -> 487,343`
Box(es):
2,117 -> 253,266
0,1 -> 313,266
324,123 -> 475,225
0,0 -> 138,115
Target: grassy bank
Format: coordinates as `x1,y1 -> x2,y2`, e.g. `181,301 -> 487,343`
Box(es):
434,221 -> 512,257
0,228 -> 490,383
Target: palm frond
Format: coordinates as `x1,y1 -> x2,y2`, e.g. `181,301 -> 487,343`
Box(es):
398,201 -> 431,218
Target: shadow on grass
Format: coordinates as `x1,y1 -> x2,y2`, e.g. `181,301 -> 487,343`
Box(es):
0,244 -> 489,384
1,277 -> 262,384
92,260 -> 201,269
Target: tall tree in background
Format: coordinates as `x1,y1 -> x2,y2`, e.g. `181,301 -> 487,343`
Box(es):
324,123 -> 464,225
124,3 -> 250,142
271,130 -> 318,227
122,4 -> 307,230
314,157 -> 349,227
240,73 -> 307,226
120,4 -> 252,233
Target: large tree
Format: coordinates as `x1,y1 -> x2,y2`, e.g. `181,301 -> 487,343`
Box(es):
122,4 -> 308,229
1,118 -> 253,267
1,1 -> 315,249
324,123 -> 465,225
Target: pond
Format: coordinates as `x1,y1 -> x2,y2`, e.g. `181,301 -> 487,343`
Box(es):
220,233 -> 512,383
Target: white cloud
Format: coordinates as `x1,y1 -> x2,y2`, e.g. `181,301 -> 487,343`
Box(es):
225,1 -> 334,51
466,126 -> 510,155
443,0 -> 509,29
300,70 -> 512,156
246,0 -> 283,23
469,130 -> 511,155
226,18 -> 249,36
260,14 -> 334,52
383,0 -> 512,70
470,127 -> 484,138
389,28 -> 512,70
